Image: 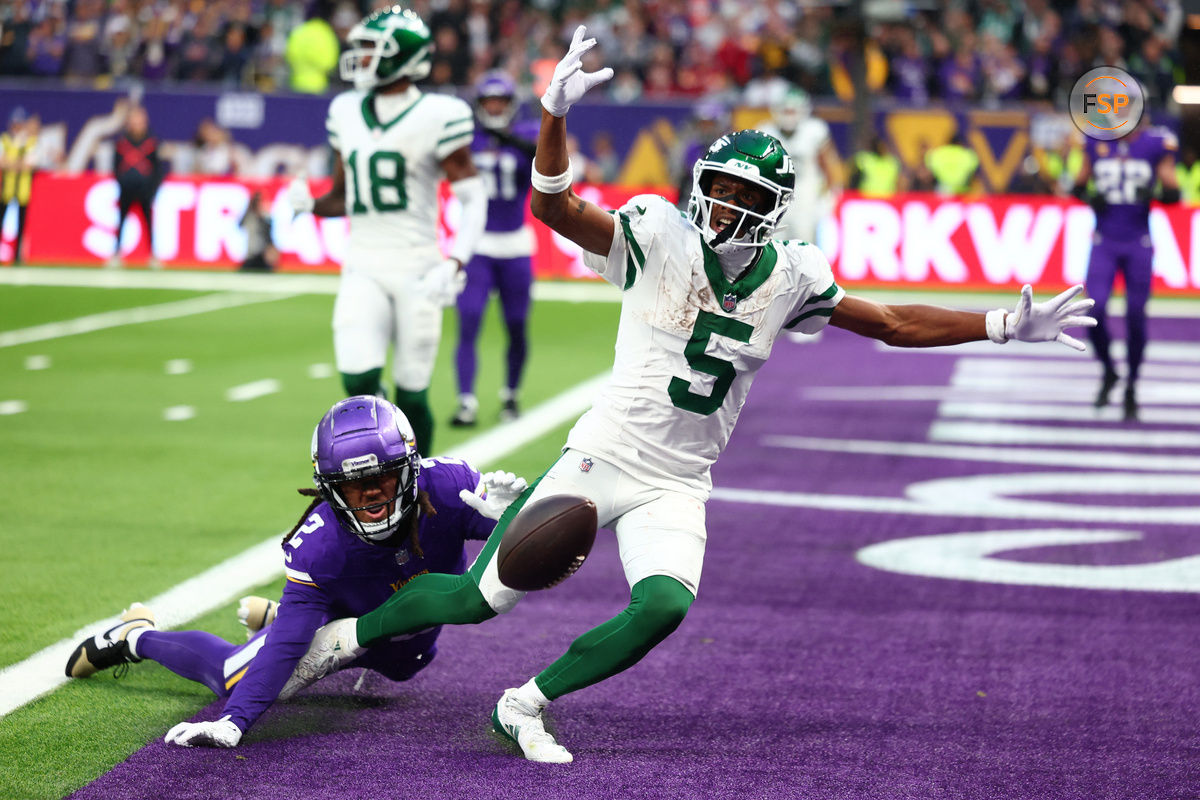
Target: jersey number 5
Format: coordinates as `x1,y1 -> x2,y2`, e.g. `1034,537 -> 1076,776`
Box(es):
347,150 -> 408,212
668,310 -> 753,415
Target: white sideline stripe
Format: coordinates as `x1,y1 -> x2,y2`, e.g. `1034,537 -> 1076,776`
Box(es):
0,371 -> 606,718
710,486 -> 1200,526
0,266 -> 623,303
0,400 -> 28,415
0,538 -> 281,719
762,434 -> 1200,473
0,292 -> 295,348
937,400 -> 1200,425
882,339 -> 1200,362
226,379 -> 282,402
949,372 -> 1200,401
929,420 -> 1200,449
805,384 -> 1200,406
953,357 -> 1200,381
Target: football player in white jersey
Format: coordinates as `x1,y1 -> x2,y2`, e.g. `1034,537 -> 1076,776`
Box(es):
288,6 -> 487,454
758,85 -> 842,245
278,26 -> 1096,763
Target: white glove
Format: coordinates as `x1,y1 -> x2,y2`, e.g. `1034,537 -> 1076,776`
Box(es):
418,259 -> 467,307
985,284 -> 1096,351
287,176 -> 314,215
164,714 -> 243,748
541,25 -> 614,117
459,471 -> 529,521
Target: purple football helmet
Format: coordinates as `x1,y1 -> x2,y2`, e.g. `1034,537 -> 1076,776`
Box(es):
474,69 -> 519,130
311,396 -> 420,547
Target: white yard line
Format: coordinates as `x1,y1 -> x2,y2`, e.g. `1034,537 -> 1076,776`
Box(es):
0,371 -> 607,718
0,292 -> 296,348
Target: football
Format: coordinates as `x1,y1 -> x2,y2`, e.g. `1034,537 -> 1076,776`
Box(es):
497,494 -> 598,591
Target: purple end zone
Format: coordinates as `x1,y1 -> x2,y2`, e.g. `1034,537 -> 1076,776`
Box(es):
70,321 -> 1200,800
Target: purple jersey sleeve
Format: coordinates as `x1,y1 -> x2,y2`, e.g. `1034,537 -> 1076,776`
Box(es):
472,119 -> 537,233
220,473 -> 494,732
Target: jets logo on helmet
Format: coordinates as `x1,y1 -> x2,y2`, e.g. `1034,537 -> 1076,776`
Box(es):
339,6 -> 433,91
688,129 -> 795,253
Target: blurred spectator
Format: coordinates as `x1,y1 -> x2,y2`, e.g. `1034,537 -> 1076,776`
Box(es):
938,39 -> 980,103
175,12 -> 220,82
193,119 -> 235,176
61,0 -> 104,83
1178,147 -> 1200,206
1128,35 -> 1178,108
850,135 -> 906,198
671,98 -> 728,212
109,106 -> 164,269
925,132 -> 979,196
285,11 -> 339,94
239,191 -> 277,272
136,18 -> 172,82
887,26 -> 931,105
1,108 -> 37,265
590,131 -> 620,185
215,24 -> 252,87
0,4 -> 34,76
979,35 -> 1025,106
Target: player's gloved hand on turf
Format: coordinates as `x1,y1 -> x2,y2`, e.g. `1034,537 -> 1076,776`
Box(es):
418,259 -> 467,307
287,176 -> 314,215
164,714 -> 242,748
541,25 -> 614,118
459,471 -> 529,521
985,284 -> 1096,351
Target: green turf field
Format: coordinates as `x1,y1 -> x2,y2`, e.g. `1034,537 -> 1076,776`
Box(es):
0,274 -> 619,799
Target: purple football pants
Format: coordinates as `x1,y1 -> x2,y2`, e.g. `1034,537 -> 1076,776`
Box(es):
135,628 -> 435,698
1085,235 -> 1153,382
455,253 -> 532,396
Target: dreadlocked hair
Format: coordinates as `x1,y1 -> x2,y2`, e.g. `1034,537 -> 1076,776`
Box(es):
282,488 -> 322,547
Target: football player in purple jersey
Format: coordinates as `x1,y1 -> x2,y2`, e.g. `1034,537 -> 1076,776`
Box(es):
1072,119 -> 1182,420
451,71 -> 540,427
63,396 -> 526,748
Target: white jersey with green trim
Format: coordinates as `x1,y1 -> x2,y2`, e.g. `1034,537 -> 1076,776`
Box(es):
571,194 -> 844,499
326,87 -> 474,273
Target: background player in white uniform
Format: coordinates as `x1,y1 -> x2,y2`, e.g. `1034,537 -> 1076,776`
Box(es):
759,85 -> 842,245
288,6 -> 487,454
282,27 -> 1096,764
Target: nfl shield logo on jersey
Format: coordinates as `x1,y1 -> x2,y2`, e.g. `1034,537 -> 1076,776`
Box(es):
395,549 -> 409,566
579,457 -> 594,473
722,293 -> 738,312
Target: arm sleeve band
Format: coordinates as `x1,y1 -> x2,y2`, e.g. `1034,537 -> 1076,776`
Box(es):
449,175 -> 487,265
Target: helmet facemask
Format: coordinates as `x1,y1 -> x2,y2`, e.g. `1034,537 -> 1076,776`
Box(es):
686,130 -> 795,255
475,71 -> 518,130
311,395 -> 421,548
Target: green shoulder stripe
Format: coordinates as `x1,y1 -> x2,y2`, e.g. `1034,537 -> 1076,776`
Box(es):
618,211 -> 647,290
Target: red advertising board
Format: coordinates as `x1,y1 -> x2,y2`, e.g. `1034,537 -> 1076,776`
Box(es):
8,173 -> 1199,293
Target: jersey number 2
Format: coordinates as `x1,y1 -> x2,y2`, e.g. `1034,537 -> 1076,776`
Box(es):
668,310 -> 753,415
347,150 -> 407,212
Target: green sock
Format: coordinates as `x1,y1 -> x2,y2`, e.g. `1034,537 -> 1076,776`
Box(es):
535,575 -> 694,700
341,368 -> 383,398
357,572 -> 496,648
395,386 -> 434,454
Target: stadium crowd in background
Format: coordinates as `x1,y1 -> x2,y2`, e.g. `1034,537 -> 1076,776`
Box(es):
0,1 -> 1185,111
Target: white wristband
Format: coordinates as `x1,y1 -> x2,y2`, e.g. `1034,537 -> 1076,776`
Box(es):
985,308 -> 1009,344
531,163 -> 572,194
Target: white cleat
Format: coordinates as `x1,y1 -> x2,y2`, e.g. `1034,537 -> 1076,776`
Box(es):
491,688 -> 573,763
278,617 -> 363,700
237,596 -> 278,638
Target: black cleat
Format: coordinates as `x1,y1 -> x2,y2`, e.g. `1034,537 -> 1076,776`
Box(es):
65,603 -> 156,678
1123,385 -> 1139,422
499,398 -> 520,423
1094,368 -> 1119,408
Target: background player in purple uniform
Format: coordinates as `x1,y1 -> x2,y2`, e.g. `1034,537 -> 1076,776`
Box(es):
452,71 -> 540,427
64,396 -> 525,748
1073,121 -> 1181,420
